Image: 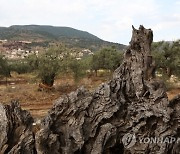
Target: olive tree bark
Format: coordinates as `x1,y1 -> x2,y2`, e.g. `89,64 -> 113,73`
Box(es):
0,101 -> 35,154
0,25 -> 179,154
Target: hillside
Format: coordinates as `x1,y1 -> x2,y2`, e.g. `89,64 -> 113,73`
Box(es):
0,25 -> 126,51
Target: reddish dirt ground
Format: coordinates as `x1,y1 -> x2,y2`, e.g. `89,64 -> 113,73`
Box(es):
0,74 -> 108,118
167,88 -> 180,100
0,74 -> 179,118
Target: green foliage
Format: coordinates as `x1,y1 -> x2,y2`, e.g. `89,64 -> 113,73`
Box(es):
36,44 -> 77,86
9,60 -> 29,74
81,56 -> 92,70
152,40 -> 180,78
8,25 -> 100,40
69,59 -> 86,83
25,54 -> 39,71
91,47 -> 123,74
0,44 -> 125,85
0,55 -> 11,77
9,55 -> 38,74
37,48 -> 61,86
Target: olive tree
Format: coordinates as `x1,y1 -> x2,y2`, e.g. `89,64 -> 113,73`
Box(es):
152,40 -> 180,78
69,59 -> 87,83
0,55 -> 11,77
91,47 -> 123,76
37,44 -> 74,86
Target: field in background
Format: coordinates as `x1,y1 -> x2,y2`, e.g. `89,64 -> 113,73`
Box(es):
0,72 -> 109,118
0,72 -> 179,118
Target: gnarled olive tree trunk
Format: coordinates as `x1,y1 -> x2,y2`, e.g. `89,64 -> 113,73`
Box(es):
0,25 -> 179,154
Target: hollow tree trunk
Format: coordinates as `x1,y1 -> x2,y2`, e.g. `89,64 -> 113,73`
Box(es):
0,25 -> 179,154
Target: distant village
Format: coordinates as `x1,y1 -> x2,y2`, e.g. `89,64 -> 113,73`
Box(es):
0,39 -> 39,59
0,39 -> 94,60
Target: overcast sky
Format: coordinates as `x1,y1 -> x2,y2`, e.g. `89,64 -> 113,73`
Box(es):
0,0 -> 179,45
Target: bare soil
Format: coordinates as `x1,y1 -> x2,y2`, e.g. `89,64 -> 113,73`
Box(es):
167,88 -> 180,100
0,73 -> 179,118
0,73 -> 108,118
